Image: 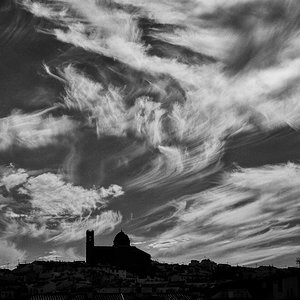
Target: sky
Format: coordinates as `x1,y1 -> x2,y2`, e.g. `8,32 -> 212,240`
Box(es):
0,0 -> 300,268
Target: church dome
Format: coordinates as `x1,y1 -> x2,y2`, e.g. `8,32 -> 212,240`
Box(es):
113,230 -> 130,247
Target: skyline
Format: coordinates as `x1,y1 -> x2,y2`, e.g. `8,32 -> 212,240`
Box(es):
0,0 -> 300,269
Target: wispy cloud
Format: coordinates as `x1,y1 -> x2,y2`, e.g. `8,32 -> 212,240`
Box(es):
133,163 -> 300,265
50,211 -> 122,242
0,109 -> 76,150
12,0 -> 300,266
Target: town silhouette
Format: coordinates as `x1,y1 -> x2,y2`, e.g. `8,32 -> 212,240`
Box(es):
1,0 -> 300,299
0,229 -> 299,300
86,229 -> 151,275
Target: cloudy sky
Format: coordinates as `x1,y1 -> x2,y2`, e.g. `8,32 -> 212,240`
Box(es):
0,0 -> 300,268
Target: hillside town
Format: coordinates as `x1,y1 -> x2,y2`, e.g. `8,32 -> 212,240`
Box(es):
1,230 -> 299,300
0,258 -> 299,300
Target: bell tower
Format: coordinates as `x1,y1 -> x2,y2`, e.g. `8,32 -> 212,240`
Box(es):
86,230 -> 94,264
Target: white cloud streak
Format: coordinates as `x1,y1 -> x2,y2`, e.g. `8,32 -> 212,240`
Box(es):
0,109 -> 76,150
137,163 -> 300,265
0,167 -> 29,190
50,211 -> 122,242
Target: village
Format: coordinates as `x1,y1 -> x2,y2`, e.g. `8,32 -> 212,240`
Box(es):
0,258 -> 299,300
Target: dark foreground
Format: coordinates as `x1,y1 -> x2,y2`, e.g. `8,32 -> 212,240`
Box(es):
0,259 -> 300,300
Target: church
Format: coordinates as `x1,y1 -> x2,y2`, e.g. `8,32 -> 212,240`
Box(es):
86,229 -> 151,274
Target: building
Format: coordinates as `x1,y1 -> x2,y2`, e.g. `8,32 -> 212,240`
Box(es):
86,229 -> 151,274
272,272 -> 300,300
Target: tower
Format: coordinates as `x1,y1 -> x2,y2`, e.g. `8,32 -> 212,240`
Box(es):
86,230 -> 94,264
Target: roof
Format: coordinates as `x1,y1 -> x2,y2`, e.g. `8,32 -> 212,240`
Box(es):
113,230 -> 130,247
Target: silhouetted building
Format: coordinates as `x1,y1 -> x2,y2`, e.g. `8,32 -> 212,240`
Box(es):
86,229 -> 151,274
272,272 -> 300,300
